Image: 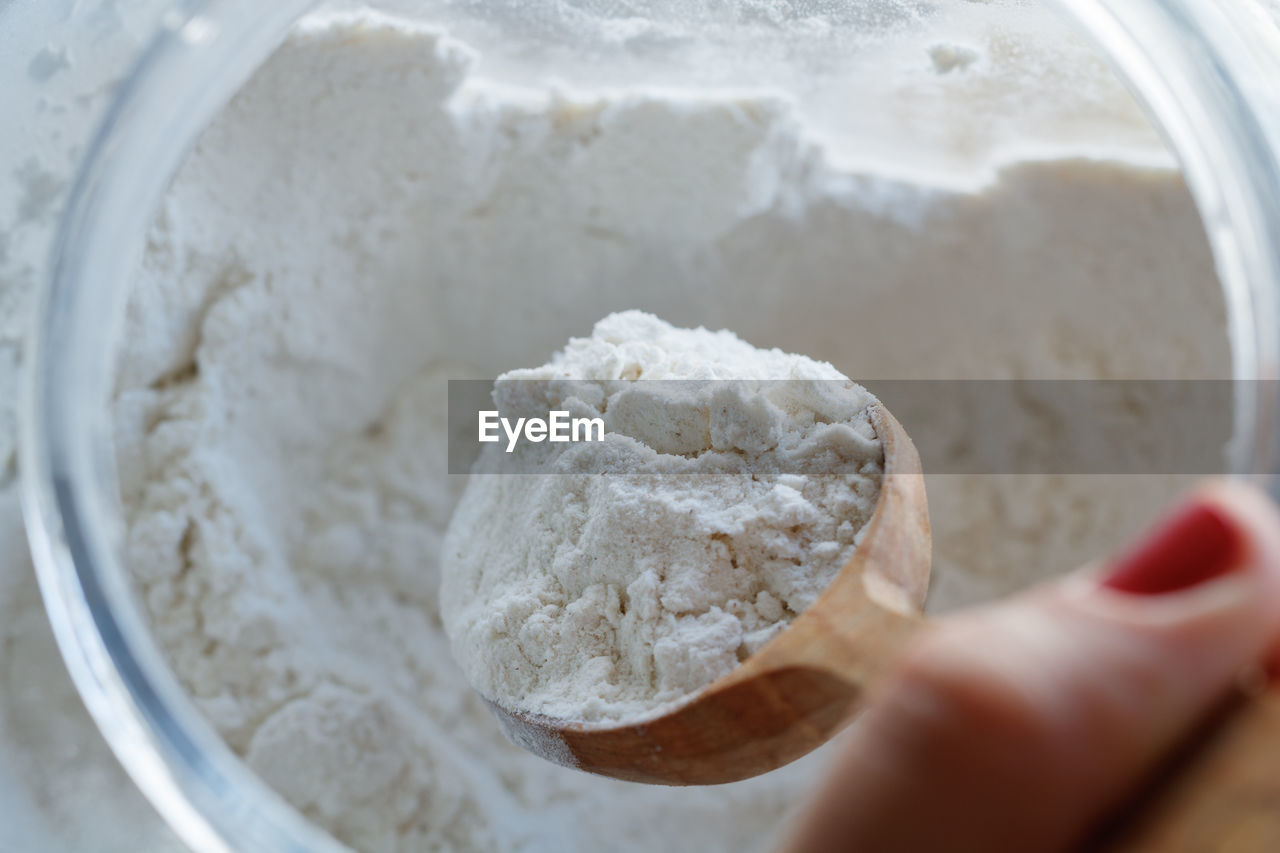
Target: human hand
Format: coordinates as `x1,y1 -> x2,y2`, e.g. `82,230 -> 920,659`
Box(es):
783,481 -> 1280,852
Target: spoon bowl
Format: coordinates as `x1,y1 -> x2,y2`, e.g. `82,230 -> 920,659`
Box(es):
490,402 -> 1280,850
487,401 -> 931,785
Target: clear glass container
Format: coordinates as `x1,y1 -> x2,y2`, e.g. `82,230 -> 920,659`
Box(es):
19,1 -> 1280,850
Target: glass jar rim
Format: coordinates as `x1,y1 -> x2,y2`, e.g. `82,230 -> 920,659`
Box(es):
20,1 -> 1280,850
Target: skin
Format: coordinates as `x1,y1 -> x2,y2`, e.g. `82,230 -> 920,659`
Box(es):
781,481 -> 1280,853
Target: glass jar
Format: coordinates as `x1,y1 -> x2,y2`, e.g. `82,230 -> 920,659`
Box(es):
19,1 -> 1280,850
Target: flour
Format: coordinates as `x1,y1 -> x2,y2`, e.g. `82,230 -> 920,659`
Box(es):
0,0 -> 1244,851
441,311 -> 883,722
102,11 -> 1233,852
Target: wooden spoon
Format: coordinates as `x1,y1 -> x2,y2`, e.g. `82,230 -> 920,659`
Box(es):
486,401 -> 931,785
485,399 -> 1280,849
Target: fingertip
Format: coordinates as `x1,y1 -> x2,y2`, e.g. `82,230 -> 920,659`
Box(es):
1062,481 -> 1280,639
786,482 -> 1280,853
1098,499 -> 1243,596
1193,480 -> 1280,581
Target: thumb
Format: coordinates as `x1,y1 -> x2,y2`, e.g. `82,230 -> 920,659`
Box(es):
782,480 -> 1280,853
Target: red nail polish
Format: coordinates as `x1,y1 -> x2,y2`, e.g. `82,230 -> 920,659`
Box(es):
1101,502 -> 1244,595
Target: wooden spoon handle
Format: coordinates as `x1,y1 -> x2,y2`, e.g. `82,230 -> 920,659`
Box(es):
1099,683 -> 1280,850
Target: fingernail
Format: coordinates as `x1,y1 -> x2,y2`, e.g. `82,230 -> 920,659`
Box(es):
1101,501 -> 1244,595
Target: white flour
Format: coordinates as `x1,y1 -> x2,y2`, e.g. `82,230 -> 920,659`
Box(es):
103,13 -> 1229,852
0,1 -> 1244,851
441,311 -> 883,722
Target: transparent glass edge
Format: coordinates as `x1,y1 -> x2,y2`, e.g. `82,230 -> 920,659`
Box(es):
22,0 -> 343,851
1057,0 -> 1280,490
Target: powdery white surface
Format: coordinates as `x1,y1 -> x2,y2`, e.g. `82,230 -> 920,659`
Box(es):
441,311 -> 883,722
1,0 -> 1273,851
111,20 -> 836,853
107,13 -> 1232,852
89,8 -> 1232,853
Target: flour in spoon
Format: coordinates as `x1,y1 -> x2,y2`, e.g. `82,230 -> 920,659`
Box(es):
441,311 -> 886,723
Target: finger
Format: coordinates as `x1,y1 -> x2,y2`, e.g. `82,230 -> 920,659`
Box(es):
780,480 -> 1280,853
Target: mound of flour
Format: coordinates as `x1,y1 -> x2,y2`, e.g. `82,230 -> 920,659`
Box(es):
97,8 -> 1227,853
441,311 -> 883,722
